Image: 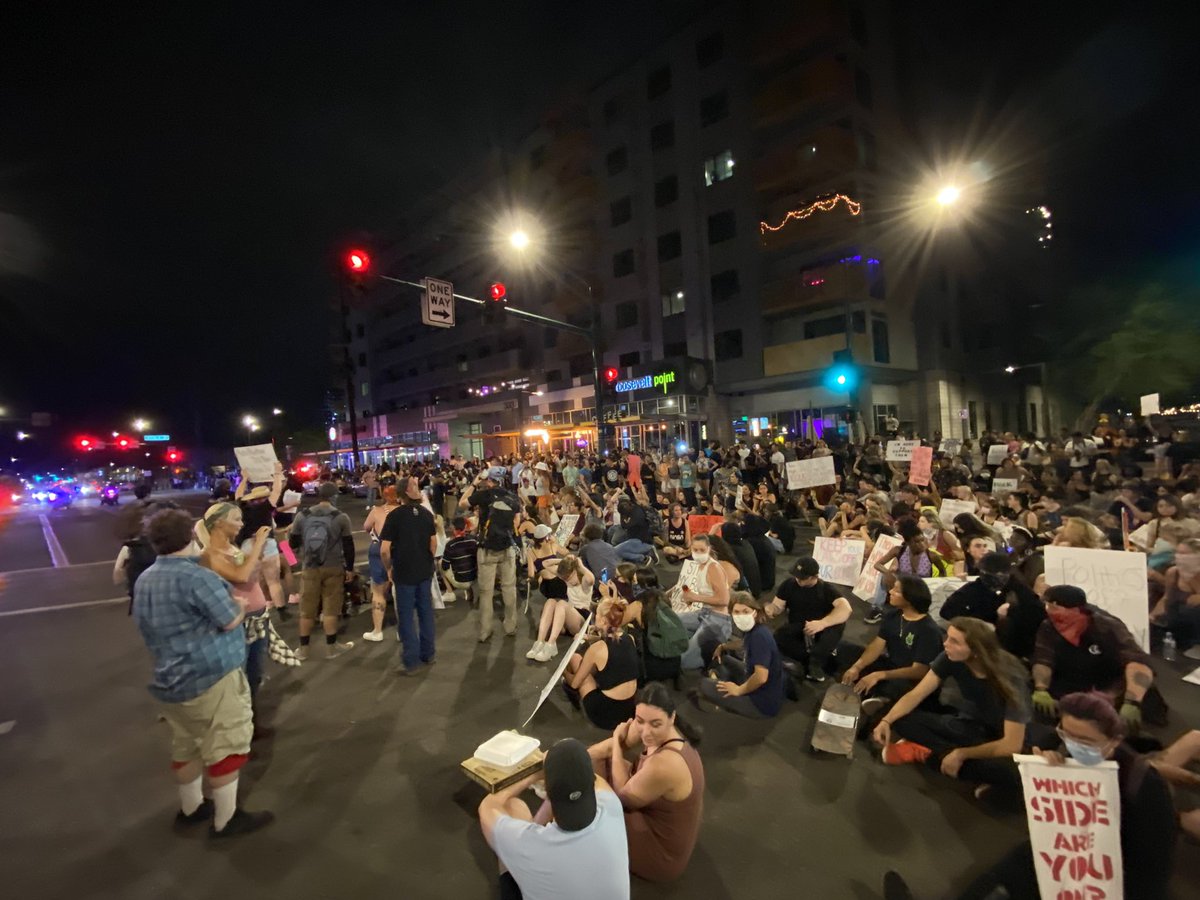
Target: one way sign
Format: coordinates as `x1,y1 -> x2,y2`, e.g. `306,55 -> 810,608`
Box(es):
422,277 -> 455,329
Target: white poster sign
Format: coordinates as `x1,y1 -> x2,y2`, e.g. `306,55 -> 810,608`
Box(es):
1015,754 -> 1123,900
234,443 -> 279,483
886,439 -> 918,462
992,477 -> 1019,495
852,533 -> 903,602
523,613 -> 593,729
1140,393 -> 1160,416
938,498 -> 977,528
813,537 -> 866,586
786,456 -> 836,490
986,444 -> 1009,465
554,514 -> 580,544
939,438 -> 963,456
1043,546 -> 1150,650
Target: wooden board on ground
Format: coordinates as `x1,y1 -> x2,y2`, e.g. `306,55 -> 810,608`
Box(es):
461,748 -> 546,793
811,683 -> 861,758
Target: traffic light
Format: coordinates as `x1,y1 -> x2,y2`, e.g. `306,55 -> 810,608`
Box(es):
166,448 -> 182,463
483,281 -> 508,322
115,435 -> 133,449
343,247 -> 373,298
601,366 -> 620,406
826,350 -> 857,393
75,435 -> 95,451
603,367 -> 619,384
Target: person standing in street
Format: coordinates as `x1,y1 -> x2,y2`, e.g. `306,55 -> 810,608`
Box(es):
132,508 -> 274,838
459,471 -> 522,642
380,475 -> 438,675
288,482 -> 356,660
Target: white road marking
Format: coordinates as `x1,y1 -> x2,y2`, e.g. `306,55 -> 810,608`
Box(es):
0,559 -> 111,577
38,514 -> 70,568
0,596 -> 126,618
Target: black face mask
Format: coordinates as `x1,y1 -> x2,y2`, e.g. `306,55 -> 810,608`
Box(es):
979,573 -> 1008,592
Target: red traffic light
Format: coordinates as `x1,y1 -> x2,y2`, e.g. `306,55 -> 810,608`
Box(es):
603,367 -> 619,384
116,436 -> 131,448
489,282 -> 507,301
76,436 -> 94,450
166,449 -> 181,463
346,249 -> 370,272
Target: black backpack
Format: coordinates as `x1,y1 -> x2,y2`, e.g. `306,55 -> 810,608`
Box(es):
302,509 -> 338,567
481,492 -> 518,551
124,538 -> 159,613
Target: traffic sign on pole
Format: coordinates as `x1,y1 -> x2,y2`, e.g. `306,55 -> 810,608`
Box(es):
143,434 -> 171,442
422,278 -> 455,328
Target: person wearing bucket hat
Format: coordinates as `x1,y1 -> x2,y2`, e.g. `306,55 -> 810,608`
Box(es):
479,738 -> 630,899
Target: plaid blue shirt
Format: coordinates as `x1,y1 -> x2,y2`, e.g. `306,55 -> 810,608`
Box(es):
132,556 -> 246,703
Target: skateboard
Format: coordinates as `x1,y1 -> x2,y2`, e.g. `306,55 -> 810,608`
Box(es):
810,683 -> 861,758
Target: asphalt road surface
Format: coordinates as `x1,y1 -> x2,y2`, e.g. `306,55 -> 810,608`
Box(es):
0,494 -> 1197,899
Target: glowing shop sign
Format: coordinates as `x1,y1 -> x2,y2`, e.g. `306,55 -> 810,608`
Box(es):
614,370 -> 677,395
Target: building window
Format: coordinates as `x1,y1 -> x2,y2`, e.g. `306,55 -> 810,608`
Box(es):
355,323 -> 365,338
612,248 -> 635,278
872,404 -> 898,435
855,68 -> 873,109
696,32 -> 723,68
606,146 -> 628,176
664,340 -> 688,358
357,352 -> 367,367
615,301 -> 639,329
649,120 -> 675,151
710,269 -> 740,302
699,92 -> 729,127
529,144 -> 547,170
707,210 -> 736,244
647,65 -> 671,99
360,382 -> 370,397
570,354 -> 592,378
804,312 -> 864,340
714,328 -> 743,359
661,289 -> 685,318
703,150 -> 735,186
872,317 -> 890,363
619,350 -> 641,367
654,175 -> 678,207
610,197 -> 632,226
657,231 -> 682,262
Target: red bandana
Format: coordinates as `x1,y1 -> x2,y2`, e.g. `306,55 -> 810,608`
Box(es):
1047,606 -> 1090,647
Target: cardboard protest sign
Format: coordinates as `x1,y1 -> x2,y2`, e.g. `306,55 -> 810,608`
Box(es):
1043,546 -> 1150,650
939,438 -> 962,456
1015,754 -> 1123,900
986,444 -> 1008,465
992,477 -> 1019,495
909,446 -> 933,486
1140,393 -> 1159,416
938,498 -> 977,528
786,456 -> 836,490
852,534 -> 903,602
886,439 -> 918,462
234,443 -> 279,482
554,514 -> 579,544
813,537 -> 866,586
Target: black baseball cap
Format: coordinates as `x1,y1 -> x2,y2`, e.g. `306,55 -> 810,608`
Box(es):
544,739 -> 596,832
792,557 -> 820,578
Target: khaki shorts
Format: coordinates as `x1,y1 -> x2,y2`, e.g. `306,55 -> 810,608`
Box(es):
162,668 -> 253,766
301,566 -> 345,619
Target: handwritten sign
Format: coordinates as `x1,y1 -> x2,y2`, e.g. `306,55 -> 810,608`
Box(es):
939,438 -> 962,456
234,443 -> 279,483
555,514 -> 580,544
1015,755 -> 1123,900
928,576 -> 973,624
852,534 -> 903,602
1140,392 -> 1160,416
992,477 -> 1019,495
1043,546 -> 1150,650
813,537 -> 866,586
938,498 -> 978,528
909,446 -> 933,486
886,439 -> 918,462
986,444 -> 1008,466
786,456 -> 836,489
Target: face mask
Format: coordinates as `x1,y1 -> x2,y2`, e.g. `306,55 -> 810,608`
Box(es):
1063,737 -> 1108,767
979,573 -> 1007,592
732,613 -> 757,632
692,551 -> 710,563
920,528 -> 937,543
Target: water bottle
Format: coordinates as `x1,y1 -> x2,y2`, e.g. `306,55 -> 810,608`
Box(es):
1162,632 -> 1177,662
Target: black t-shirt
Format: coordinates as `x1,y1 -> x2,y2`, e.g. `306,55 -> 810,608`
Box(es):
469,487 -> 517,534
774,577 -> 840,626
379,503 -> 436,585
236,497 -> 276,544
930,652 -> 1031,736
940,580 -> 1005,625
877,608 -> 943,668
621,504 -> 651,544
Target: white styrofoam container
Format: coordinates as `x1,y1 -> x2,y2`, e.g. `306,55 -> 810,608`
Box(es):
474,730 -> 540,768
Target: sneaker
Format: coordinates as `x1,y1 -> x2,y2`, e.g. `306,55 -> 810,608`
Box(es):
881,739 -> 932,765
861,696 -> 890,718
210,808 -> 275,839
526,641 -> 545,660
864,609 -> 883,625
296,645 -> 308,662
806,661 -> 827,683
174,799 -> 213,830
545,641 -> 560,660
362,630 -> 384,642
534,643 -> 555,662
326,641 -> 354,660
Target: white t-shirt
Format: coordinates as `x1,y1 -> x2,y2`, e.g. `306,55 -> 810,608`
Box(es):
492,790 -> 630,900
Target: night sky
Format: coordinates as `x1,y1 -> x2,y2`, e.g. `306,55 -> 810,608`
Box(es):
2,2 -> 1197,449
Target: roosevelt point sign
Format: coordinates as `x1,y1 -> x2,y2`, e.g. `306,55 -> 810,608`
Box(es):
615,370 -> 676,395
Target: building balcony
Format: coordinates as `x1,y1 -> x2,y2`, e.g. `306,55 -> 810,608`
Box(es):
753,56 -> 854,130
754,124 -> 859,196
763,333 -> 874,378
750,0 -> 851,69
761,263 -> 871,317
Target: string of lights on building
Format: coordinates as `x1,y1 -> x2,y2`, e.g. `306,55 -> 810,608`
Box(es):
466,378 -> 543,398
1026,204 -> 1053,248
759,193 -> 862,234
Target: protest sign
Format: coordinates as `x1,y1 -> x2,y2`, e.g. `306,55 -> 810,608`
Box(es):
938,498 -> 977,528
992,477 -> 1019,495
939,438 -> 962,456
909,446 -> 933,486
1015,754 -> 1123,900
1043,546 -> 1150,650
986,444 -> 1008,465
813,537 -> 866,586
1140,393 -> 1160,416
786,456 -> 836,490
234,443 -> 279,482
886,439 -> 918,462
851,534 -> 903,602
523,612 -> 593,728
554,514 -> 579,544
928,576 -> 972,623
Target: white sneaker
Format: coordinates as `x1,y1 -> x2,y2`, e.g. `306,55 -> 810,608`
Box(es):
525,641 -> 544,660
363,630 -> 384,642
546,642 -> 559,659
533,643 -> 554,663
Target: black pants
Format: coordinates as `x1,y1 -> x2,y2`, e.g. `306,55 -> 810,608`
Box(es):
892,711 -> 1023,790
499,872 -> 522,899
775,622 -> 844,672
956,841 -> 1039,900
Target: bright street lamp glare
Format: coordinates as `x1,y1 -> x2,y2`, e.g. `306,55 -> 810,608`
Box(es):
1005,365 -> 1017,374
509,230 -> 530,250
936,186 -> 961,207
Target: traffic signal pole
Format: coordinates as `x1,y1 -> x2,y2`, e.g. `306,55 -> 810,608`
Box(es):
338,282 -> 362,468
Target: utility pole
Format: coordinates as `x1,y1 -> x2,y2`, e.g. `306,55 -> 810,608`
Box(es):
338,283 -> 361,468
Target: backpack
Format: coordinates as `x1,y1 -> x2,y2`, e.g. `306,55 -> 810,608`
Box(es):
302,510 -> 338,567
644,503 -> 665,538
124,538 -> 159,611
646,602 -> 689,658
481,493 -> 518,551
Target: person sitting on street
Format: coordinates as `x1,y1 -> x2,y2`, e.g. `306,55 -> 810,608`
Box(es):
1030,584 -> 1155,734
673,534 -> 733,671
766,556 -> 851,683
586,684 -> 705,883
562,598 -> 639,730
440,515 -> 478,604
578,522 -> 622,587
875,517 -> 950,586
478,738 -> 630,900
621,569 -> 687,686
530,554 -> 594,663
1149,537 -> 1200,654
659,502 -> 692,562
841,575 -> 942,721
695,592 -> 785,719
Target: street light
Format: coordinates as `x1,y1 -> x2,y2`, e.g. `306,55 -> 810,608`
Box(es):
132,418 -> 149,432
509,230 -> 530,251
272,408 -> 283,416
936,185 -> 961,206
16,431 -> 30,441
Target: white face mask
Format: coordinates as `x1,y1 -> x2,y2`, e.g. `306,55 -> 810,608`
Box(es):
732,613 -> 757,633
692,551 -> 710,564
